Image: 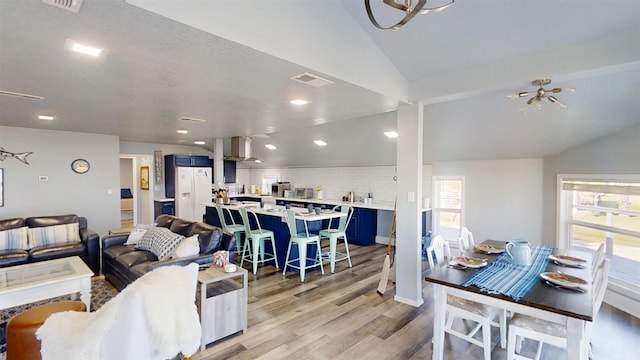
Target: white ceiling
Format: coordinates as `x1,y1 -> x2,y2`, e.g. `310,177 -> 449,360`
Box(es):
0,0 -> 638,168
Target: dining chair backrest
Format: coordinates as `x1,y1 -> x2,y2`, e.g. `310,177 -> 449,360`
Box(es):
458,226 -> 475,252
327,205 -> 354,232
427,235 -> 451,271
591,243 -> 605,279
284,209 -> 311,239
592,259 -> 610,317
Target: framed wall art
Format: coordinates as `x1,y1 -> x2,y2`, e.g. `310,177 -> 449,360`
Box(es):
140,166 -> 149,190
154,150 -> 163,184
0,168 -> 4,207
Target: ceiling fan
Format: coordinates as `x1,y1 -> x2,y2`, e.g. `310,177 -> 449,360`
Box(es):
508,78 -> 575,109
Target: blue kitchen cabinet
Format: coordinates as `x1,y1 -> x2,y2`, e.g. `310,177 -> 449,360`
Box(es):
224,160 -> 236,184
154,200 -> 175,218
346,207 -> 376,246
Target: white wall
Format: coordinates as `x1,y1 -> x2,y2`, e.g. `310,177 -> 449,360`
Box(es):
433,158 -> 544,245
0,126 -> 120,236
119,158 -> 133,189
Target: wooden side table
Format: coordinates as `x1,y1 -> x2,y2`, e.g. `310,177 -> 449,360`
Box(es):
196,266 -> 248,351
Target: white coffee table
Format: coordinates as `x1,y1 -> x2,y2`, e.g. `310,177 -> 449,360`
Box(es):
0,256 -> 93,311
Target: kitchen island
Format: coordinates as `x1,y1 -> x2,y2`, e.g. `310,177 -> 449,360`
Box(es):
204,203 -> 346,270
226,195 -> 431,245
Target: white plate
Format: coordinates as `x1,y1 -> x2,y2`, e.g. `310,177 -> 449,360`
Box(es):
475,243 -> 505,254
453,256 -> 488,268
549,255 -> 587,267
540,272 -> 588,288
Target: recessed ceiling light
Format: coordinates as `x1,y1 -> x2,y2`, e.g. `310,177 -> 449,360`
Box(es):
265,144 -> 277,150
255,159 -> 262,163
290,99 -> 309,105
176,129 -> 188,134
314,140 -> 327,146
194,141 -> 206,145
64,39 -> 108,58
38,115 -> 54,121
384,131 -> 398,138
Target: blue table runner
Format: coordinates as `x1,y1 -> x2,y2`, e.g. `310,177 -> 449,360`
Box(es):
462,245 -> 553,301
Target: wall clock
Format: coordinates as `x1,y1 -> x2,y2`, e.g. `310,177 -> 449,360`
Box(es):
71,159 -> 90,174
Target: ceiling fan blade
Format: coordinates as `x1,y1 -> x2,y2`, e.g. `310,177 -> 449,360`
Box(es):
549,87 -> 575,94
507,91 -> 529,100
548,96 -> 567,108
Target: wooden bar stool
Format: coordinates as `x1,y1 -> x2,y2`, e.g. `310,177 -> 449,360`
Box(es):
6,300 -> 87,360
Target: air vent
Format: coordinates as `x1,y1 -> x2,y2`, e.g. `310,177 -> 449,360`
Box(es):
177,116 -> 206,123
42,0 -> 83,13
289,72 -> 334,88
0,90 -> 44,101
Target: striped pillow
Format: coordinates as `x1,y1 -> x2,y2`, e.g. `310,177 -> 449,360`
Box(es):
0,226 -> 30,250
28,223 -> 80,248
135,227 -> 184,261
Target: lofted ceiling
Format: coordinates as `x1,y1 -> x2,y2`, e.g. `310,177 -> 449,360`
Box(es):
0,0 -> 638,168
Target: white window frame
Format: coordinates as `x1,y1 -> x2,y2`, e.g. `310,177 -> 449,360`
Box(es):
432,176 -> 465,245
557,173 -> 640,316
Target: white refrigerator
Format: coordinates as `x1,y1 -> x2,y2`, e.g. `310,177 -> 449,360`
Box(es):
175,167 -> 212,222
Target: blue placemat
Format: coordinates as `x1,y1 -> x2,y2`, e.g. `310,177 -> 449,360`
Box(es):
462,245 -> 553,301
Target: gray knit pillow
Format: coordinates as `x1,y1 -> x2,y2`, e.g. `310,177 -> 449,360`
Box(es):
136,227 -> 184,261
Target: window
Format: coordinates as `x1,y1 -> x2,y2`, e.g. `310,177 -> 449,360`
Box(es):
433,176 -> 464,246
558,175 -> 640,290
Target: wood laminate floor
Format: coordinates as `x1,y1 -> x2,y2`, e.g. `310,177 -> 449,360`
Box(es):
193,243 -> 640,360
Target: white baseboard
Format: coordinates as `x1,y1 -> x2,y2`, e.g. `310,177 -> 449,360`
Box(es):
393,294 -> 424,307
375,235 -> 391,245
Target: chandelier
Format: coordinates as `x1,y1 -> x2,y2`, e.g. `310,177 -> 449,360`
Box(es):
365,0 -> 454,30
508,78 -> 575,110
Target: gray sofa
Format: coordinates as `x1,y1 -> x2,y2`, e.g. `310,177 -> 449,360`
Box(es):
101,214 -> 236,291
0,214 -> 100,275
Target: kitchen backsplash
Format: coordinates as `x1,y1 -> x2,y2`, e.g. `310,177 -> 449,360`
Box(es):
234,165 -> 433,204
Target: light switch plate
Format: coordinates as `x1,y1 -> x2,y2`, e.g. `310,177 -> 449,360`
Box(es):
408,191 -> 415,202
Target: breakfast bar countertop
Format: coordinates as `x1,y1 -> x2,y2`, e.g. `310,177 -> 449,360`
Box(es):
202,202 -> 347,221
226,194 -> 430,212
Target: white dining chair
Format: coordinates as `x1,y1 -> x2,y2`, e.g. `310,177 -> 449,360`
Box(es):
506,258 -> 611,360
426,235 -> 507,360
591,243 -> 605,278
457,226 -> 475,255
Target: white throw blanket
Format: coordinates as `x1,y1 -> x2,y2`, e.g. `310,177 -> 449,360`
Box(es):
37,263 -> 202,360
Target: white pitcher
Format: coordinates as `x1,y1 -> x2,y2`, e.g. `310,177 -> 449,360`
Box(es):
505,240 -> 531,265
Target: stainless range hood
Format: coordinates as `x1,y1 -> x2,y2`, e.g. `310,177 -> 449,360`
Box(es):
224,136 -> 257,161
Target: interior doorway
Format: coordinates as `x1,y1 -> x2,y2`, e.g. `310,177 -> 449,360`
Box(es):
119,156 -> 138,229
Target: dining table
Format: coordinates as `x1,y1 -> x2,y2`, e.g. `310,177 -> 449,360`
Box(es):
424,239 -> 593,360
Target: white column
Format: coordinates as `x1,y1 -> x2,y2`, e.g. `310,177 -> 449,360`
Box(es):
394,103 -> 424,306
214,138 -> 224,188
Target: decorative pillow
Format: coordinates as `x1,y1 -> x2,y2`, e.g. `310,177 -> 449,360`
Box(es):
0,226 -> 30,250
125,223 -> 157,245
136,227 -> 184,261
172,234 -> 200,259
28,223 -> 80,248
